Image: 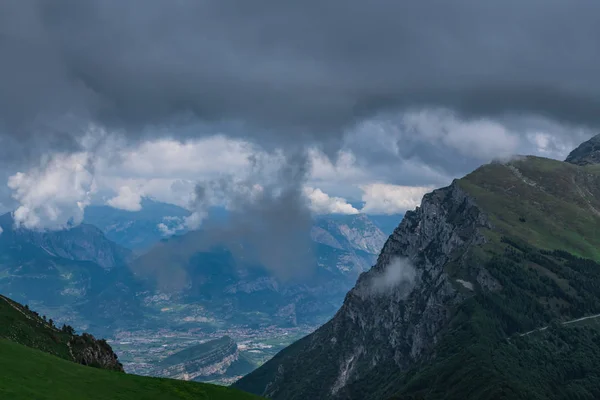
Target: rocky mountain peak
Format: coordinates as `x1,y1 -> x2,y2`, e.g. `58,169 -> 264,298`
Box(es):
234,181 -> 492,399
565,133 -> 600,166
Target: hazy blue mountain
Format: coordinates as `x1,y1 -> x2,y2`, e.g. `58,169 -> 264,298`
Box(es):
84,198 -> 191,251
0,213 -> 142,335
367,214 -> 403,236
1,203 -> 387,335
132,213 -> 387,328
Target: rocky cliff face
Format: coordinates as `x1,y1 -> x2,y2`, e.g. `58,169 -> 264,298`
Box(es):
565,133 -> 600,166
70,333 -> 124,372
153,336 -> 252,382
234,181 -> 491,399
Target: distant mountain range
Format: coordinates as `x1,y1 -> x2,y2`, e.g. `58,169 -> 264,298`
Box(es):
1,198 -> 395,334
84,198 -> 192,251
131,212 -> 388,328
0,194 -> 401,386
0,213 -> 141,336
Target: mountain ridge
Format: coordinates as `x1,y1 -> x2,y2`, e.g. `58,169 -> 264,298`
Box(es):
565,133 -> 600,166
234,137 -> 600,399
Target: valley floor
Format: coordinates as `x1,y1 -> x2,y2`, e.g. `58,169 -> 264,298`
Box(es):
108,324 -> 318,385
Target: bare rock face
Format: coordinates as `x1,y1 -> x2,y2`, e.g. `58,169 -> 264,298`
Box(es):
153,336 -> 252,382
70,333 -> 124,372
234,181 -> 491,400
565,133 -> 600,166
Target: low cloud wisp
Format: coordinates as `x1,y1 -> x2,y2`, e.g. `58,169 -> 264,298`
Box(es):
369,257 -> 417,296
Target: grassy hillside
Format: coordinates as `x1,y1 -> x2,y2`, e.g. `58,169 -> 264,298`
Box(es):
0,339 -> 262,400
0,293 -> 78,361
458,156 -> 600,261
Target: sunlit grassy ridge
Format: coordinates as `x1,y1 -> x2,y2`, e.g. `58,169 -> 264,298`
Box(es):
0,339 -> 262,400
459,156 -> 600,261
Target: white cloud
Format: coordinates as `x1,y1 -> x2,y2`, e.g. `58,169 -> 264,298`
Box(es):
303,187 -> 359,215
106,186 -> 142,211
101,135 -> 254,179
157,222 -> 176,236
402,109 -> 521,160
360,183 -> 431,215
6,112 -> 586,231
526,132 -> 574,159
156,216 -> 190,236
182,211 -> 207,230
0,226 -> 3,235
8,152 -> 96,230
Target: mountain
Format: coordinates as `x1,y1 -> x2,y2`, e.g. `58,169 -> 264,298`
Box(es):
0,212 -> 132,270
363,214 -> 404,236
0,213 -> 142,335
84,198 -> 191,251
565,133 -> 600,166
312,214 -> 387,276
0,294 -> 262,400
132,214 -> 386,328
235,136 -> 600,399
153,336 -> 254,383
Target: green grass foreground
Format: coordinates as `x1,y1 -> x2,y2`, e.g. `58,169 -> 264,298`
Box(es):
0,339 -> 262,400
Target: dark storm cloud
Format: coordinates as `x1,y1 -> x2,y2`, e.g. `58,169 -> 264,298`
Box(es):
131,151 -> 315,287
190,151 -> 315,280
2,0 -> 600,156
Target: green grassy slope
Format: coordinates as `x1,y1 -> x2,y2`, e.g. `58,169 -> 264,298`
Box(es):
0,294 -> 75,361
0,339 -> 262,400
458,156 -> 600,261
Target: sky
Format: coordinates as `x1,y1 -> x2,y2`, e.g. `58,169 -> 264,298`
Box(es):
0,0 -> 598,232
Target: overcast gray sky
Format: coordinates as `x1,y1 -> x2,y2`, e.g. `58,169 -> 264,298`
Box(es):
0,0 -> 598,230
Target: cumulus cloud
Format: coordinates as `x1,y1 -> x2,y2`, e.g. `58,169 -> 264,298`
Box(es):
108,136 -> 254,179
4,125 -> 589,232
525,132 -> 577,160
360,183 -> 432,215
303,187 -> 359,215
106,186 -> 142,211
157,223 -> 176,236
181,211 -> 208,231
401,109 -> 521,160
7,152 -> 96,230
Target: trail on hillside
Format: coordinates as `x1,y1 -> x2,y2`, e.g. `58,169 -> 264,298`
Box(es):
519,313 -> 600,337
